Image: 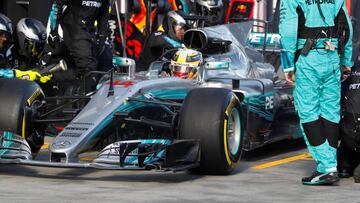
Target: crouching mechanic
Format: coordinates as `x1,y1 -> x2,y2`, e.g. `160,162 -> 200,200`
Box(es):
0,14 -> 51,83
279,0 -> 353,185
0,15 -> 51,155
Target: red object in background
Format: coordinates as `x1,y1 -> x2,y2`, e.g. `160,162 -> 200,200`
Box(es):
131,0 -> 147,26
115,20 -> 145,59
225,0 -> 255,23
168,0 -> 178,11
346,0 -> 351,15
117,0 -> 186,59
54,125 -> 64,132
130,0 -> 158,34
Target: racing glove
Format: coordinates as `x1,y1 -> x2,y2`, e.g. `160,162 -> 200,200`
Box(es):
38,74 -> 53,83
14,69 -> 52,83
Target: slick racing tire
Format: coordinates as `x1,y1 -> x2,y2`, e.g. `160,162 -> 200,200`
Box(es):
179,88 -> 243,174
0,78 -> 44,140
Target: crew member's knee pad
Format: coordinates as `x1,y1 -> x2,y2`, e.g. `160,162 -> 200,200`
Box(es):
302,119 -> 325,146
321,117 -> 339,148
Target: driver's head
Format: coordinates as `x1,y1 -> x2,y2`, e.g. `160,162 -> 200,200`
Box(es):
0,13 -> 12,49
170,49 -> 203,79
163,11 -> 188,42
15,18 -> 46,59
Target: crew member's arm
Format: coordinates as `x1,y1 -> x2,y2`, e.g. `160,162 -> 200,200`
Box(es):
148,32 -> 182,60
0,69 -> 15,78
0,69 -> 51,83
49,0 -> 66,34
48,0 -> 66,47
337,2 -> 353,68
151,32 -> 182,49
279,0 -> 299,84
4,44 -> 16,68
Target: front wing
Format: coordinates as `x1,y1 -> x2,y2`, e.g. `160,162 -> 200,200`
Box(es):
0,132 -> 200,172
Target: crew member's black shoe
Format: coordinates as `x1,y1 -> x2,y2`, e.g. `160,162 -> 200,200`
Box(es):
302,171 -> 339,185
354,165 -> 360,183
338,168 -> 353,178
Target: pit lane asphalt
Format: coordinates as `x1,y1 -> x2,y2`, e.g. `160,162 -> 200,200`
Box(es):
0,139 -> 359,203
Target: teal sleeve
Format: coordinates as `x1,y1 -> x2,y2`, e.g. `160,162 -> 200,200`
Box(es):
0,69 -> 15,78
49,0 -> 63,33
49,3 -> 58,32
280,48 -> 294,72
340,4 -> 353,67
279,0 -> 299,72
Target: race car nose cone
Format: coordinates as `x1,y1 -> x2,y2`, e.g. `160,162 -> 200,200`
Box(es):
52,140 -> 71,149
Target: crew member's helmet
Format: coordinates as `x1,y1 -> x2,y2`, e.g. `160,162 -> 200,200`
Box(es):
163,11 -> 188,41
195,0 -> 224,25
170,49 -> 203,79
0,13 -> 13,46
15,18 -> 47,58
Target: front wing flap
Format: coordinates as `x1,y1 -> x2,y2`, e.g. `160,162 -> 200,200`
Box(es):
0,138 -> 200,172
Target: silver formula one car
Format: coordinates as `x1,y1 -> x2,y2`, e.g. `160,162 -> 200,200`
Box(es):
0,21 -> 301,175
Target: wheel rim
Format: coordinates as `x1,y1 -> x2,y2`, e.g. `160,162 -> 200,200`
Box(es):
227,108 -> 241,156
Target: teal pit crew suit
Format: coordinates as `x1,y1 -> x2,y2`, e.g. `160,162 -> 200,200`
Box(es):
0,69 -> 15,78
279,0 -> 353,184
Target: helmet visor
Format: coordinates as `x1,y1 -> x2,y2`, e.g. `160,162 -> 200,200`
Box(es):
170,64 -> 194,79
0,30 -> 11,48
24,38 -> 45,58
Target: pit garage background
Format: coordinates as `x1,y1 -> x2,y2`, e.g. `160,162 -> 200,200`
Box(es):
0,0 -> 358,63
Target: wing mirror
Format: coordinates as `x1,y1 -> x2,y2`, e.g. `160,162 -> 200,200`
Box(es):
112,56 -> 136,79
203,61 -> 230,70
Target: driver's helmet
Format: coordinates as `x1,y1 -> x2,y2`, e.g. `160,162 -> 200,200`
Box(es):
15,18 -> 47,58
163,11 -> 188,40
0,13 -> 13,47
170,49 -> 203,79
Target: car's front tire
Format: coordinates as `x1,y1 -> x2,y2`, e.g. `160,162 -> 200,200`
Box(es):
0,78 -> 44,153
179,88 -> 243,174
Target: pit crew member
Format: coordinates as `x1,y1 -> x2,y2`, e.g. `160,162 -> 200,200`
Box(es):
0,15 -> 51,83
279,0 -> 353,185
137,11 -> 188,72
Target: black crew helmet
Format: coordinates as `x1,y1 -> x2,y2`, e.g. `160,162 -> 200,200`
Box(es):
196,0 -> 223,8
15,17 -> 47,58
0,13 -> 13,46
162,11 -> 188,40
195,0 -> 224,25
